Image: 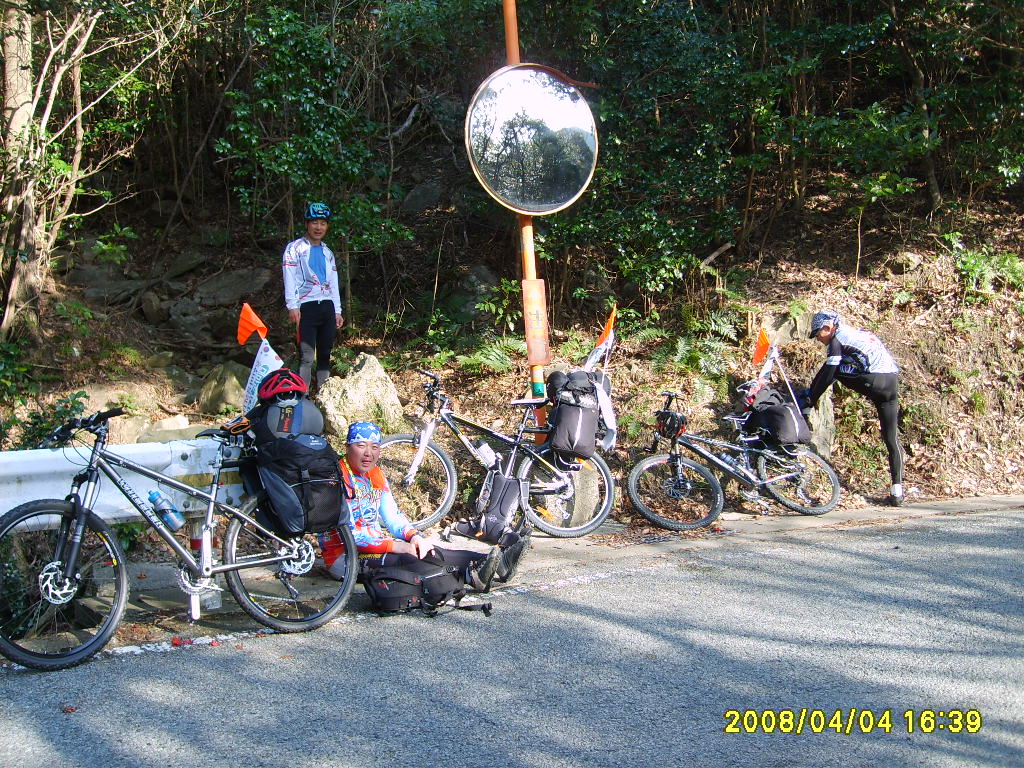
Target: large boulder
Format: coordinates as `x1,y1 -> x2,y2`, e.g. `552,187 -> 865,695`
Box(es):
314,354 -> 405,437
196,361 -> 250,415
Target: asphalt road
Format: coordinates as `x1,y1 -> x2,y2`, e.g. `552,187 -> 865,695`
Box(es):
2,502 -> 1022,768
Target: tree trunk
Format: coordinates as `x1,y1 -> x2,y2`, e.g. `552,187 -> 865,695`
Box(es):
1,6 -> 43,339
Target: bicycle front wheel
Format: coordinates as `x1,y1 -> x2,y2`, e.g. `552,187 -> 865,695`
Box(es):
0,500 -> 128,671
223,515 -> 357,633
516,447 -> 615,537
627,455 -> 724,531
756,447 -> 841,515
378,434 -> 457,529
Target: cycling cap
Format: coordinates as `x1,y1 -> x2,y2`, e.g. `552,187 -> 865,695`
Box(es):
347,421 -> 382,444
257,368 -> 307,402
808,310 -> 840,337
303,202 -> 332,221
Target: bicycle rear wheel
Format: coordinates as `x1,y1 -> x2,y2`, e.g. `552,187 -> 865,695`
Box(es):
0,500 -> 128,671
756,447 -> 841,514
378,434 -> 457,529
627,454 -> 724,531
516,447 -> 615,537
223,515 -> 357,632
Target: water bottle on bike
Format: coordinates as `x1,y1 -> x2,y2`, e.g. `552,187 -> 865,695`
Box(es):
149,490 -> 186,531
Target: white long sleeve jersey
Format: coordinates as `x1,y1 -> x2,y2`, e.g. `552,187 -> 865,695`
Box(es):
281,236 -> 342,314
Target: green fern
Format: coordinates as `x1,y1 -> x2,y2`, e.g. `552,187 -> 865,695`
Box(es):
456,336 -> 527,373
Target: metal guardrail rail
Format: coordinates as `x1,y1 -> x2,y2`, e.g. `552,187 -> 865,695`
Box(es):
0,439 -> 245,523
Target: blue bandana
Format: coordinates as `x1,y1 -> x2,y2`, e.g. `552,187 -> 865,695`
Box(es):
347,421 -> 382,444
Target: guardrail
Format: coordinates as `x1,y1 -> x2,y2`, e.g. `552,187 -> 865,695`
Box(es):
0,440 -> 246,524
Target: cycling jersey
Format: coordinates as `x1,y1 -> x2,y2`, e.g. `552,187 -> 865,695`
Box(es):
334,460 -> 417,554
282,236 -> 342,314
808,326 -> 898,407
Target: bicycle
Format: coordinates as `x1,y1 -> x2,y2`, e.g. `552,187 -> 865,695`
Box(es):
627,390 -> 841,530
378,370 -> 615,538
0,408 -> 358,671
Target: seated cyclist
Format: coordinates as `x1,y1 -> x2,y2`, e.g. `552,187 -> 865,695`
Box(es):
319,421 -> 530,591
805,310 -> 905,506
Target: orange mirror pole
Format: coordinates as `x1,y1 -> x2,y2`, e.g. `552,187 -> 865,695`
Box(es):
502,0 -> 549,400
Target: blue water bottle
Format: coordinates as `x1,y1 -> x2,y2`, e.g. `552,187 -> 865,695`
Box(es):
149,490 -> 186,532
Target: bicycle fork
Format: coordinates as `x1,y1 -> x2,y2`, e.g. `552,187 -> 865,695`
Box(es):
402,420 -> 439,486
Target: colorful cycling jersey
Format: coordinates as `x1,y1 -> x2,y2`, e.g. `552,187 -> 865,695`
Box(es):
282,236 -> 342,314
335,462 -> 416,553
808,326 -> 898,406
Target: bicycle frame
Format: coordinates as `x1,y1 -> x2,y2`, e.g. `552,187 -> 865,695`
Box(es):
657,393 -> 805,492
399,371 -> 560,488
64,424 -> 295,584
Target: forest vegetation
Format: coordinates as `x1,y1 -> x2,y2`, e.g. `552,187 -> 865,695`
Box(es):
2,0 -> 1024,511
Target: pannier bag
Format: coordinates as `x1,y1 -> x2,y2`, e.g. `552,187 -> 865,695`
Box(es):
449,470 -> 526,545
742,386 -> 810,445
248,398 -> 347,535
545,369 -> 617,460
363,554 -> 491,617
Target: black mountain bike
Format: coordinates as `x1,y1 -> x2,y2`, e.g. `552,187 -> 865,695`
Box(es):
628,392 -> 841,530
0,408 -> 357,671
379,371 -> 615,537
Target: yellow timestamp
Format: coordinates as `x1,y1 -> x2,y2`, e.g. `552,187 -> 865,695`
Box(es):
723,708 -> 983,734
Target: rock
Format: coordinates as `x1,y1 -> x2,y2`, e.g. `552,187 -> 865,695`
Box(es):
151,414 -> 190,431
194,268 -> 272,307
891,251 -> 924,274
196,361 -> 250,415
168,297 -> 211,339
136,425 -> 216,443
140,290 -> 168,325
803,397 -> 834,459
401,181 -> 442,214
146,351 -> 175,368
314,353 -> 405,437
163,250 -> 208,280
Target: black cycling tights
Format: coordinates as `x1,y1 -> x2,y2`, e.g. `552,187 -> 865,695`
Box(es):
298,300 -> 336,389
840,372 -> 903,485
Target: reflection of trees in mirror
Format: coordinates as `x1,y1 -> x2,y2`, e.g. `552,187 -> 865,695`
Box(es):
467,67 -> 597,214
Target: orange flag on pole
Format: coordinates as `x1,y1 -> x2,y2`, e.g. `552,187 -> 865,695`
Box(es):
752,327 -> 771,366
237,303 -> 268,346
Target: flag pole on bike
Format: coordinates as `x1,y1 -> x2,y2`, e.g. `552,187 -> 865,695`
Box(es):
237,303 -> 285,414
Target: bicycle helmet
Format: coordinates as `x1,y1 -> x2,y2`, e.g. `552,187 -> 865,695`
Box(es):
257,368 -> 307,403
808,310 -> 840,338
655,409 -> 688,440
303,202 -> 332,221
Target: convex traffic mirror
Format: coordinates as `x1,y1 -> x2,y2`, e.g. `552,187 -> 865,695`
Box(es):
465,64 -> 598,215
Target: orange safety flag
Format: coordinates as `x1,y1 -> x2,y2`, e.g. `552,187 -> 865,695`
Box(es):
752,327 -> 771,366
237,302 -> 268,346
595,305 -> 617,349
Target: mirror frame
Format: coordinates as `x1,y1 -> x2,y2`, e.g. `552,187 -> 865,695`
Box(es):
464,63 -> 598,216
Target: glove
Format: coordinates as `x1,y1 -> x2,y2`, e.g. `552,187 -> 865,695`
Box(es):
795,389 -> 812,411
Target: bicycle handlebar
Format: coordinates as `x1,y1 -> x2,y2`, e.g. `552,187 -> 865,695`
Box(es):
40,407 -> 127,448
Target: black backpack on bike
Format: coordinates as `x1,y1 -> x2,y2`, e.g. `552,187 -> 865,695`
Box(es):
546,369 -> 609,460
742,386 -> 810,445
247,398 -> 348,536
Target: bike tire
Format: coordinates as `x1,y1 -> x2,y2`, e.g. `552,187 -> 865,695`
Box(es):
223,513 -> 357,633
378,434 -> 457,529
0,500 -> 128,671
516,447 -> 615,537
756,447 -> 841,515
627,454 -> 724,531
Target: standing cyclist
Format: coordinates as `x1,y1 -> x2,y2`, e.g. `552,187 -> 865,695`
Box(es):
804,310 -> 905,506
282,202 -> 343,391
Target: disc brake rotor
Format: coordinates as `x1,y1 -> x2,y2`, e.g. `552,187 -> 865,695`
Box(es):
38,562 -> 78,605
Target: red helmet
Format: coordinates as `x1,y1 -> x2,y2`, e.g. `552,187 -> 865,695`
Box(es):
257,368 -> 307,402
